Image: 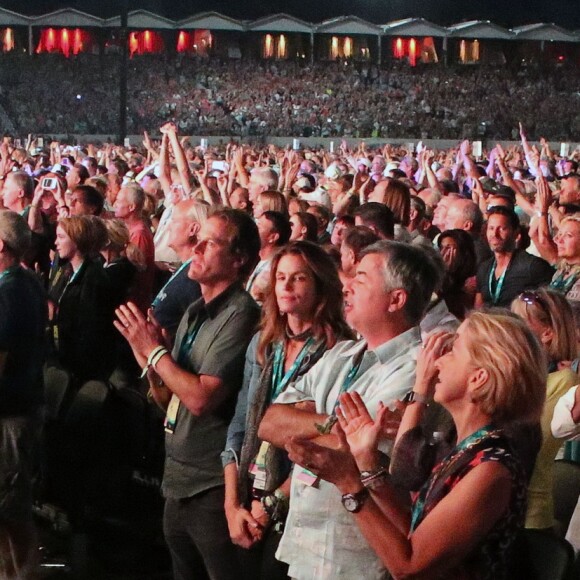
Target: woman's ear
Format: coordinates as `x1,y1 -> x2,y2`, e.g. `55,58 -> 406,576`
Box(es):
468,367 -> 489,399
540,326 -> 554,347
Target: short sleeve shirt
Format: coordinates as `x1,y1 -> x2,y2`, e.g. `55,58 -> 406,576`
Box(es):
162,283 -> 260,499
476,250 -> 554,307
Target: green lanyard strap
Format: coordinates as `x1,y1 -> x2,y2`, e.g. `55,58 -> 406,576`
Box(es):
177,315 -> 206,367
270,337 -> 315,403
488,259 -> 510,305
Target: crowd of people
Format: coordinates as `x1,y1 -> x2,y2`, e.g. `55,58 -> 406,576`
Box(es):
1,121 -> 580,579
0,53 -> 580,139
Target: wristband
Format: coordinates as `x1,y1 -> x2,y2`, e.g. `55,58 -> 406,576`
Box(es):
360,467 -> 388,490
140,345 -> 169,378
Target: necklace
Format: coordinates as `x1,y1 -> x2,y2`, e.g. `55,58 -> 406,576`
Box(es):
284,325 -> 313,341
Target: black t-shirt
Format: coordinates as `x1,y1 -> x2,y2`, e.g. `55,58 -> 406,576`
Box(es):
0,266 -> 48,416
476,250 -> 554,308
151,262 -> 201,339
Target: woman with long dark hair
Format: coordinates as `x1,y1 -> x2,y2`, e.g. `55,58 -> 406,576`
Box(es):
222,241 -> 353,579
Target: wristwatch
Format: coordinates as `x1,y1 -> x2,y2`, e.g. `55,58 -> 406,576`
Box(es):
402,391 -> 428,405
341,488 -> 369,513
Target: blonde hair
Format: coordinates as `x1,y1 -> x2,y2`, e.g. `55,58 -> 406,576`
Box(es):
86,176 -> 108,198
462,311 -> 547,424
104,218 -> 146,271
259,190 -> 288,217
559,213 -> 580,228
511,288 -> 578,363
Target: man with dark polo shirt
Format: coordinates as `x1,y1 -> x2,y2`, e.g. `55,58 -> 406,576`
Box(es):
115,208 -> 260,580
475,206 -> 554,308
0,210 -> 47,578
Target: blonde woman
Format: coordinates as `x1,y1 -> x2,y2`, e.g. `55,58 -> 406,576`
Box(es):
253,190 -> 288,219
512,288 -> 579,529
551,214 -> 580,302
287,312 -> 546,579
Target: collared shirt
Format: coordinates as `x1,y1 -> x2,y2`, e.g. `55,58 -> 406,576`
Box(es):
162,283 -> 260,500
274,327 -> 421,580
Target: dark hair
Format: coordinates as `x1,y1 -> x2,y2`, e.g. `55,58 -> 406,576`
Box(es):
335,214 -> 355,228
343,226 -> 380,263
440,179 -> 459,194
73,163 -> 90,184
262,210 -> 291,247
110,158 -> 129,177
354,202 -> 395,239
410,195 -> 426,222
383,180 -> 411,226
58,215 -> 106,257
308,204 -> 331,227
487,206 -> 520,230
257,241 -> 354,364
438,229 -> 477,299
293,212 -> 318,242
73,185 -> 105,216
210,208 -> 260,280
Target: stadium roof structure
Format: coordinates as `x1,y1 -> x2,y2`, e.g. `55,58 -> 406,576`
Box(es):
30,8 -> 104,28
104,10 -> 175,30
247,13 -> 314,34
447,20 -> 514,40
316,15 -> 382,36
0,6 -> 31,26
382,18 -> 447,38
511,23 -> 578,42
177,12 -> 245,32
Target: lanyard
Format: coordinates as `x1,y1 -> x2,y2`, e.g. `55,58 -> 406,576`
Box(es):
0,265 -> 19,282
487,258 -> 510,305
550,264 -> 580,295
177,315 -> 207,367
411,423 -> 495,532
58,261 -> 84,308
270,337 -> 315,403
152,259 -> 191,308
331,345 -> 367,414
246,260 -> 268,293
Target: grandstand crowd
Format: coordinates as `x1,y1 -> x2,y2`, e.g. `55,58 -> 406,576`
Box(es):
1,118 -> 580,578
0,54 -> 579,139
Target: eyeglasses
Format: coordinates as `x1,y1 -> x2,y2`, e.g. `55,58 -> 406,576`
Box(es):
519,291 -> 550,319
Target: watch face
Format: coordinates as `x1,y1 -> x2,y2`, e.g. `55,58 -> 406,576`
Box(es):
342,493 -> 362,513
343,496 -> 359,512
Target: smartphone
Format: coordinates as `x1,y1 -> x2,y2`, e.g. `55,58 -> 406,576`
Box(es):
472,141 -> 483,158
329,141 -> 335,153
212,160 -> 227,172
124,137 -> 130,147
14,138 -> 21,148
37,137 -> 44,148
200,138 -> 209,150
560,143 -> 571,158
292,139 -> 301,151
42,177 -> 57,190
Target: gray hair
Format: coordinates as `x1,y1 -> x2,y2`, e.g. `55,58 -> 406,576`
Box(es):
250,167 -> 278,190
455,198 -> 484,233
360,240 -> 444,325
0,210 -> 31,260
123,182 -> 146,211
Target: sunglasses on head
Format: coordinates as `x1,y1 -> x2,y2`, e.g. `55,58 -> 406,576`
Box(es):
519,291 -> 550,318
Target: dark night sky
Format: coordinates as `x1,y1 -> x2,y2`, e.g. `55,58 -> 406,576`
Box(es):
2,0 -> 579,29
